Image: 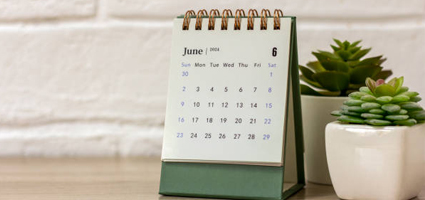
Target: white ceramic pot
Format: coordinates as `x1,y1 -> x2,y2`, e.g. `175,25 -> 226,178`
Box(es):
301,95 -> 348,185
326,122 -> 425,200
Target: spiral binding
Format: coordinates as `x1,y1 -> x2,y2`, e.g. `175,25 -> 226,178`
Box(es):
182,9 -> 284,31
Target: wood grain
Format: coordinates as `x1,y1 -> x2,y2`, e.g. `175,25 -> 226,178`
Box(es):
0,157 -> 339,200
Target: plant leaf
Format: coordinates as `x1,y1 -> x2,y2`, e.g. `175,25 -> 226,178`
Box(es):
374,84 -> 397,97
356,56 -> 383,66
343,41 -> 350,50
333,39 -> 343,48
364,119 -> 392,126
394,76 -> 404,93
373,70 -> 392,80
306,61 -> 325,72
300,84 -> 323,96
366,78 -> 376,93
320,60 -> 350,72
337,50 -> 351,61
311,71 -> 350,92
299,65 -> 315,80
300,75 -> 322,88
387,77 -> 397,87
313,51 -> 342,62
349,65 -> 382,84
349,46 -> 361,54
349,48 -> 371,61
349,40 -> 362,48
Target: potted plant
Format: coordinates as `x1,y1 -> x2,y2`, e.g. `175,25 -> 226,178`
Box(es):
299,39 -> 392,184
326,76 -> 425,200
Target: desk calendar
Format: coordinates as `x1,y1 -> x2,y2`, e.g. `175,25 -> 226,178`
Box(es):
160,9 -> 305,200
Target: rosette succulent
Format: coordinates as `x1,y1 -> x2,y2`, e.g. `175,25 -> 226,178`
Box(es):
300,39 -> 392,96
332,76 -> 425,126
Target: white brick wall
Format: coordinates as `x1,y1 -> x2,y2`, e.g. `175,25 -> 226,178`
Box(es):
0,0 -> 424,157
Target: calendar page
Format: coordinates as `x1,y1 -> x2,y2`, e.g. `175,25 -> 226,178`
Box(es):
161,17 -> 292,166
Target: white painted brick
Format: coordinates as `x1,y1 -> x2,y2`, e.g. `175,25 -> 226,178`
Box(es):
0,0 -> 96,21
106,0 -> 425,19
0,24 -> 171,127
0,0 -> 425,158
0,123 -> 163,157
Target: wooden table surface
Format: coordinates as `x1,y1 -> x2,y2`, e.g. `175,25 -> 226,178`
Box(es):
0,157 -> 341,200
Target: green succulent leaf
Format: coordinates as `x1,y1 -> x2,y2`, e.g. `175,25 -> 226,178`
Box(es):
349,47 -> 361,54
300,75 -> 322,88
311,71 -> 350,92
338,115 -> 365,124
376,96 -> 393,104
359,87 -> 373,95
387,77 -> 397,87
361,113 -> 383,119
356,56 -> 383,66
385,115 -> 409,121
349,40 -> 362,48
333,39 -> 343,48
400,91 -> 419,98
320,60 -> 350,72
400,102 -> 423,111
369,109 -> 385,114
343,41 -> 350,49
374,84 -> 397,97
348,83 -> 364,91
365,78 -> 376,94
393,119 -> 417,126
390,76 -> 403,93
341,110 -> 361,117
349,92 -> 368,99
349,48 -> 371,61
346,61 -> 360,68
300,84 -> 323,96
391,95 -> 410,103
409,110 -> 425,120
381,104 -> 401,113
346,106 -> 366,113
299,65 -> 315,80
411,96 -> 422,102
337,50 -> 351,61
361,102 -> 381,110
306,61 -> 326,72
331,110 -> 342,116
313,51 -> 341,62
372,70 -> 392,80
350,66 -> 382,84
397,87 -> 409,94
344,100 -> 364,106
365,119 -> 392,126
361,95 -> 377,102
398,109 -> 408,115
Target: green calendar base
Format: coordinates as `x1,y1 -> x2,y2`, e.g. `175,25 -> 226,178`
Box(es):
159,162 -> 304,200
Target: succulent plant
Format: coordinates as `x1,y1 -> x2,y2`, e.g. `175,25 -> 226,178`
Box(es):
300,39 -> 392,96
332,76 -> 425,126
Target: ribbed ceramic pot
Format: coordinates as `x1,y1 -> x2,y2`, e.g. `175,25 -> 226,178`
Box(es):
301,95 -> 348,185
326,121 -> 425,200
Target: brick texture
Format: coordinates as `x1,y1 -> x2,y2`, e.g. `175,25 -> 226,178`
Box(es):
106,0 -> 425,19
0,0 -> 96,21
0,0 -> 424,157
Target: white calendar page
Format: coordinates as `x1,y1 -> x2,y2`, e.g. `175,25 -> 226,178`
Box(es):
161,17 -> 292,166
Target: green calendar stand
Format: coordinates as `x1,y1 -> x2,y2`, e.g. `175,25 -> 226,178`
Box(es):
159,11 -> 305,200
